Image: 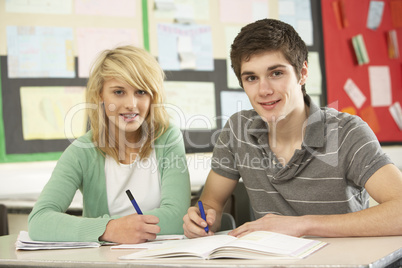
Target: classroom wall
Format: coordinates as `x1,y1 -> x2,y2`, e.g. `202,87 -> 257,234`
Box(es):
0,0 -> 326,160
2,0 -> 399,161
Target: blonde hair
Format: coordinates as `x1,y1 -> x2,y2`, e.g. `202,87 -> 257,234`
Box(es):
86,45 -> 169,161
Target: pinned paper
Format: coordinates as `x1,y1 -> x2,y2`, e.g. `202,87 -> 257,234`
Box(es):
390,0 -> 402,28
174,3 -> 195,24
157,23 -> 213,71
20,87 -> 87,140
154,0 -> 209,21
366,1 -> 384,30
6,26 -> 75,78
360,106 -> 381,134
220,0 -> 268,24
75,0 -> 136,17
154,0 -> 175,11
220,91 -> 253,127
368,66 -> 392,107
164,81 -> 216,130
343,78 -> 366,109
332,0 -> 348,29
279,0 -> 313,46
306,52 -> 322,95
177,36 -> 196,69
225,26 -> 242,89
389,102 -> 402,131
76,28 -> 139,78
352,34 -> 370,65
341,106 -> 357,115
6,0 -> 72,14
387,30 -> 400,59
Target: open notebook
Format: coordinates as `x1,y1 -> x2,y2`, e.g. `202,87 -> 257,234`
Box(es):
16,231 -> 101,250
120,231 -> 327,260
16,231 -> 183,250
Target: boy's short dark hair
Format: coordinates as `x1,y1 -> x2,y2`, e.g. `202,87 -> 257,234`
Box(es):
230,19 -> 308,97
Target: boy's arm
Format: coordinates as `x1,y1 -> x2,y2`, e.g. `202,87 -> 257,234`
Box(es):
307,163 -> 402,237
230,164 -> 402,238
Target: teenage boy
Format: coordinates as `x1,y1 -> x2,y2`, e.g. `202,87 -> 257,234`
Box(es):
183,19 -> 402,238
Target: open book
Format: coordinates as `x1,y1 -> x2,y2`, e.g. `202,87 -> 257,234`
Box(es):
120,231 -> 327,260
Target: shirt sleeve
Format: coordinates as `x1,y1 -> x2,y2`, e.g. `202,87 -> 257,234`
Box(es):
28,137 -> 111,242
338,115 -> 393,187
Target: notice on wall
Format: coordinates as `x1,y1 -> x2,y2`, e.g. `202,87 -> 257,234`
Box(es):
368,66 -> 392,107
20,86 -> 87,140
157,24 -> 213,71
76,27 -> 139,77
164,81 -> 216,130
6,26 -> 75,78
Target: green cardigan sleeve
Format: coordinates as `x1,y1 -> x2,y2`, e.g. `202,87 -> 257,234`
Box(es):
147,125 -> 191,235
28,132 -> 112,242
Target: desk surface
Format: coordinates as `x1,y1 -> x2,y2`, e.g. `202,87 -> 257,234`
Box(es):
1,234 -> 401,268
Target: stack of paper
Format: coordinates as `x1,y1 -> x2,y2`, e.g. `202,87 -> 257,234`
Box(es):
16,231 -> 101,250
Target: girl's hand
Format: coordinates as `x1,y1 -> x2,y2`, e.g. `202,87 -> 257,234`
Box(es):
100,214 -> 160,243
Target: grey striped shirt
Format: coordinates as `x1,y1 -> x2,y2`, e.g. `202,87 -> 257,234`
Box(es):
211,97 -> 392,218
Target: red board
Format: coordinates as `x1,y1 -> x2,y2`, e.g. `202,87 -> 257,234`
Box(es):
321,0 -> 402,143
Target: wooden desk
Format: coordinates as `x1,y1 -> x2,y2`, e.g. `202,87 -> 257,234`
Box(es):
0,234 -> 401,268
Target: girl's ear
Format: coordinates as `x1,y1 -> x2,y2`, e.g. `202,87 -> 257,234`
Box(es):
299,61 -> 308,85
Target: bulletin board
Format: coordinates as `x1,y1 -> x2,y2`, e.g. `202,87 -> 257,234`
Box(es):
0,0 -> 327,163
321,0 -> 402,143
0,0 -> 146,162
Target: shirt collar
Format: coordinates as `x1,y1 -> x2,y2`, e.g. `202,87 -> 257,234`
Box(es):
248,111 -> 269,140
247,95 -> 325,148
303,96 -> 325,148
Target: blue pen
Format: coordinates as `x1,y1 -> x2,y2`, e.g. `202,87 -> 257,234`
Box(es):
198,200 -> 209,233
126,189 -> 143,215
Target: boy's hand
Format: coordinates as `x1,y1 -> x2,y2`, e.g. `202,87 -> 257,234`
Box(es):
183,206 -> 216,238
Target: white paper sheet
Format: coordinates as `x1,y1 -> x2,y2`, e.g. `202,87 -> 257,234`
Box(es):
368,66 -> 392,107
389,102 -> 402,131
344,78 -> 366,109
164,81 -> 216,130
220,91 -> 253,128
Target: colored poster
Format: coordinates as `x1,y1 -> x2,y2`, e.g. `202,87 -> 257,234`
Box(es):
6,26 -> 74,78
